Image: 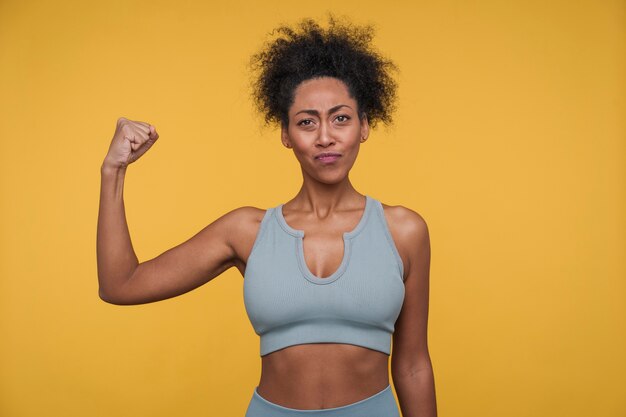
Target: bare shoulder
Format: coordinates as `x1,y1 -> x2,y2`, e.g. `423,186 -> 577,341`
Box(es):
221,204 -> 267,227
380,202 -> 430,277
380,202 -> 429,240
219,204 -> 268,269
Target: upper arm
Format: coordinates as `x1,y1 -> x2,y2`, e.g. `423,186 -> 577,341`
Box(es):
100,206 -> 261,305
388,206 -> 433,376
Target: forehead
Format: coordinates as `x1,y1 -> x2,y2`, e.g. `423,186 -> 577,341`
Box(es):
290,77 -> 356,112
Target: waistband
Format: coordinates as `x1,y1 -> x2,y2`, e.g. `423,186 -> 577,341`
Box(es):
246,384 -> 399,417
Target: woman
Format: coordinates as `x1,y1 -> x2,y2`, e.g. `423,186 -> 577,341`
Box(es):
97,17 -> 436,417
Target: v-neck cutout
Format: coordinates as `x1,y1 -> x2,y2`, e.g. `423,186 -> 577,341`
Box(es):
275,195 -> 372,284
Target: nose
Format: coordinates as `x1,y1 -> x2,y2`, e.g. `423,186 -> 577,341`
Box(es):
316,120 -> 335,147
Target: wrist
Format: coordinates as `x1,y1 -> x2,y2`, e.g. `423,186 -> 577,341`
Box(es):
101,160 -> 127,175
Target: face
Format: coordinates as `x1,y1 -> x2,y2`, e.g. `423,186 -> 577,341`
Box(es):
281,76 -> 369,184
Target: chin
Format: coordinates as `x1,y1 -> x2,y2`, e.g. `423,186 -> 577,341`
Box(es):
311,171 -> 349,185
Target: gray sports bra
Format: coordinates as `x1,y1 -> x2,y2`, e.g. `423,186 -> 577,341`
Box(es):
243,195 -> 405,357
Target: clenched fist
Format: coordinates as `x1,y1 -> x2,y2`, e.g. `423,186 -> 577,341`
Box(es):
103,117 -> 159,169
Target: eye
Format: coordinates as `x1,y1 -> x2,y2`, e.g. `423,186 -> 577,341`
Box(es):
335,115 -> 351,123
297,119 -> 314,126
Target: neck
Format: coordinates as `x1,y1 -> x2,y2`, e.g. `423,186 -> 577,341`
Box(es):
288,176 -> 364,212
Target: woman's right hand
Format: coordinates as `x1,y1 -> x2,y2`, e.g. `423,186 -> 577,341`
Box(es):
103,117 -> 159,169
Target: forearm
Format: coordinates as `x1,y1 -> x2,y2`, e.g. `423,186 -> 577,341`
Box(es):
96,162 -> 139,301
392,366 -> 438,417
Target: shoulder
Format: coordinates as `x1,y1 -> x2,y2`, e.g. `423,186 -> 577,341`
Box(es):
379,201 -> 430,273
217,205 -> 271,261
219,205 -> 269,239
380,201 -> 429,243
224,205 -> 268,224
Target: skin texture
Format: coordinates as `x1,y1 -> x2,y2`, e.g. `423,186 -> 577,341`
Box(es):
97,77 -> 436,415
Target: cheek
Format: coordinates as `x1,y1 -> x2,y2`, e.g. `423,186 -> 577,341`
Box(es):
289,139 -> 312,161
288,131 -> 314,150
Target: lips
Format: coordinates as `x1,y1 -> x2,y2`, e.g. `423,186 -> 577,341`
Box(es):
314,151 -> 342,164
315,152 -> 342,159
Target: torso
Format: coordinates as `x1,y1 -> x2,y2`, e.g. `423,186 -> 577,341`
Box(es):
231,198 -> 408,409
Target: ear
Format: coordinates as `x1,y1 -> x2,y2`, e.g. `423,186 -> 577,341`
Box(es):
360,113 -> 370,142
281,124 -> 292,148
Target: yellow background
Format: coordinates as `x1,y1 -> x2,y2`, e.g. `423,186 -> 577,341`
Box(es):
1,0 -> 624,416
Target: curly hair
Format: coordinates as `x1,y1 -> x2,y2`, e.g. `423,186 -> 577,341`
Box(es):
250,15 -> 398,128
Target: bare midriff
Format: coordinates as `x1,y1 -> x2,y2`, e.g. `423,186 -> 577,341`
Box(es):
256,343 -> 390,410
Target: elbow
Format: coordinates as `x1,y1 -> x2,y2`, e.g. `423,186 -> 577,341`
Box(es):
98,286 -> 116,304
391,352 -> 435,380
98,285 -> 127,305
97,269 -> 135,305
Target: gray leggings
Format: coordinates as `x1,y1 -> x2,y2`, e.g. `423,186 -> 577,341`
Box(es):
244,384 -> 401,417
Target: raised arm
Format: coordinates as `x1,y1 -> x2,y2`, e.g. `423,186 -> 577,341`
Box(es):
96,117 -> 244,305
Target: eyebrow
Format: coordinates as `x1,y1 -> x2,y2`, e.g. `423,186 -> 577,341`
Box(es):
294,104 -> 353,117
